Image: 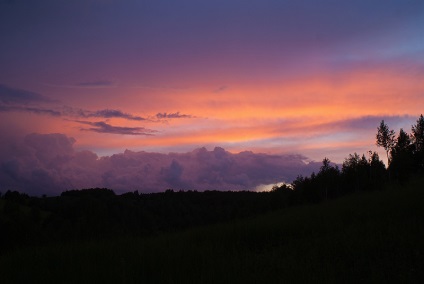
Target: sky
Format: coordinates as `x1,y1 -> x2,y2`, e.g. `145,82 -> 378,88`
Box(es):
0,0 -> 423,195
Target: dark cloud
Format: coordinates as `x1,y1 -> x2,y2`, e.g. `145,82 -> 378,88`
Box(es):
92,109 -> 145,121
213,86 -> 228,93
0,84 -> 53,104
156,112 -> 193,119
0,85 -> 61,116
0,85 -> 199,124
0,85 -> 193,125
272,115 -> 418,137
63,107 -> 147,121
0,133 -> 321,195
75,80 -> 115,87
0,104 -> 61,116
74,120 -> 156,136
328,115 -> 417,132
0,103 -> 149,122
0,85 -> 151,123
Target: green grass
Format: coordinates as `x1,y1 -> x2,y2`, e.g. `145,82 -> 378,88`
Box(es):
1,179 -> 424,283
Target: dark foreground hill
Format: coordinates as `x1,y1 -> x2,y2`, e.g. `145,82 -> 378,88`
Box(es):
0,187 -> 292,254
1,177 -> 423,283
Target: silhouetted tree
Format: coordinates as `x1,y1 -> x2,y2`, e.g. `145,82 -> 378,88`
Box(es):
390,128 -> 414,181
342,153 -> 369,192
317,158 -> 340,199
393,129 -> 412,153
376,120 -> 396,165
271,183 -> 292,193
61,188 -> 116,198
368,151 -> 387,189
291,175 -> 315,203
3,190 -> 29,205
412,114 -> 424,151
411,114 -> 424,170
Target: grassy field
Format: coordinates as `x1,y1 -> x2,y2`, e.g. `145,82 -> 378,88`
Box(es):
1,178 -> 423,283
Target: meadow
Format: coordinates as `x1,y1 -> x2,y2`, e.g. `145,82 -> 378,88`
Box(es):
1,178 -> 423,283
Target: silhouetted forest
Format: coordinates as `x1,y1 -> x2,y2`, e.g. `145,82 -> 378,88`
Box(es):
1,115 -> 423,255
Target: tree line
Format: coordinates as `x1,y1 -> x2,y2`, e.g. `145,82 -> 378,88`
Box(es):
377,115 -> 424,180
274,114 -> 424,203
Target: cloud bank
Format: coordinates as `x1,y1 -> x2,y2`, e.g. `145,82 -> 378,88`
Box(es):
0,133 -> 321,196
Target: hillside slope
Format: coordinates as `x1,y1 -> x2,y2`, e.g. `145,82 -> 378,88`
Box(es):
1,178 -> 423,283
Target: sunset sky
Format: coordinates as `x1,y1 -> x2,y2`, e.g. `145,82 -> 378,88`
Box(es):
1,0 -> 423,194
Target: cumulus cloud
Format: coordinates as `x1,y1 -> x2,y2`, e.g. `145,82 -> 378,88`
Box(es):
0,133 -> 321,196
0,133 -> 79,195
74,120 -> 156,135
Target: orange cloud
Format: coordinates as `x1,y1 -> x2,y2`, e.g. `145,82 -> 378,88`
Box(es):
116,65 -> 421,123
9,64 -> 420,164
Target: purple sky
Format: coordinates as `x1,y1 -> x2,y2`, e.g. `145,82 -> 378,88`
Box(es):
1,0 -> 423,195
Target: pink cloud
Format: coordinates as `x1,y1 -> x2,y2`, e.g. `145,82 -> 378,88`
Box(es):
0,133 -> 322,196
